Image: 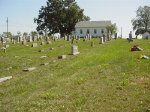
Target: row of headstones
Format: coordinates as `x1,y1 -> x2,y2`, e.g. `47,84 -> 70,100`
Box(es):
0,35 -> 58,45
24,45 -> 80,71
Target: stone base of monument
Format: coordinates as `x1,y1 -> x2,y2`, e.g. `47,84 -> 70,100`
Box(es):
23,67 -> 36,72
71,52 -> 80,55
58,55 -> 66,59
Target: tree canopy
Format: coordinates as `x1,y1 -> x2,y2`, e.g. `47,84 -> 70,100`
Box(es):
106,23 -> 117,40
132,6 -> 150,35
34,0 -> 90,36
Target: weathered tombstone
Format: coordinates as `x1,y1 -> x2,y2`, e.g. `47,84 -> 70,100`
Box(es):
17,36 -> 20,43
47,41 -> 52,44
12,39 -> 16,44
23,67 -> 36,72
78,36 -> 80,40
29,34 -> 32,42
49,48 -> 54,50
114,33 -> 117,39
20,36 -> 23,42
71,45 -> 80,55
99,37 -> 104,44
128,31 -> 133,42
1,47 -> 6,53
91,41 -> 94,47
32,43 -> 37,47
40,62 -> 49,66
103,34 -> 106,42
67,35 -> 71,41
89,34 -> 92,40
0,76 -> 12,83
39,49 -> 45,52
5,44 -> 9,48
40,56 -> 47,58
58,55 -> 66,59
64,35 -> 67,40
41,41 -> 45,45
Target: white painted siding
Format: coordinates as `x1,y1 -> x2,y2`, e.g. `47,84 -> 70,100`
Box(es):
74,27 -> 107,37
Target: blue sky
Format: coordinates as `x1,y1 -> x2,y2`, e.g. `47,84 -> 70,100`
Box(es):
0,0 -> 149,37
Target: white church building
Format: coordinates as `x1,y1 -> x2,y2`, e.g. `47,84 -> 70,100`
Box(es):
73,21 -> 111,37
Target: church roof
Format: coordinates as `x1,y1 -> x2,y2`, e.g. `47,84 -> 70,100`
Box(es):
75,21 -> 111,28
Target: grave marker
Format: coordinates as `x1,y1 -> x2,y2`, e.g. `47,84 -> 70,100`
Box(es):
99,37 -> 104,44
71,45 -> 80,55
23,67 -> 36,72
58,55 -> 66,59
0,76 -> 12,83
32,43 -> 37,47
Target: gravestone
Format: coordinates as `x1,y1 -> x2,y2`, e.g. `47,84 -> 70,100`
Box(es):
128,31 -> 133,42
39,49 -> 45,52
47,41 -> 52,44
78,36 -> 80,40
1,37 -> 4,45
22,40 -> 26,45
49,48 -> 54,50
40,56 -> 47,58
115,33 -> 117,39
5,44 -> 9,48
41,41 -> 45,45
67,35 -> 71,41
99,37 -> 104,44
58,55 -> 66,59
17,36 -> 20,43
23,67 -> 36,72
40,62 -> 49,66
32,43 -> 37,47
64,35 -> 67,40
12,40 -> 16,44
89,34 -> 92,40
0,76 -> 12,83
1,47 -> 6,53
71,45 -> 80,55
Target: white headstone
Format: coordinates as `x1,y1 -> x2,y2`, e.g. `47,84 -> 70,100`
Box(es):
71,45 -> 80,55
32,43 -> 37,47
100,37 -> 104,44
0,76 -> 12,83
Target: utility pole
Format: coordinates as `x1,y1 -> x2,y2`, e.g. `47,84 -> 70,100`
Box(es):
6,17 -> 8,38
121,27 -> 122,38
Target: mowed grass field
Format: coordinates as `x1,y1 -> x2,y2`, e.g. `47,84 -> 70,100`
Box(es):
0,38 -> 150,112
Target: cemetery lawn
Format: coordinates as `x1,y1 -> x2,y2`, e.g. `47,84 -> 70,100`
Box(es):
0,39 -> 150,112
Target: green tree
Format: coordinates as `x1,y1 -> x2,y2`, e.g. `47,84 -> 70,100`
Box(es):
3,32 -> 12,38
23,32 -> 28,36
31,31 -> 37,41
34,0 -> 90,37
132,6 -> 150,35
17,32 -> 21,36
106,23 -> 117,40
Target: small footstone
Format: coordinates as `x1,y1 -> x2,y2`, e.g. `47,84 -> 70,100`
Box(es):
58,55 -> 66,59
40,63 -> 49,66
23,67 -> 36,72
40,56 -> 47,58
0,76 -> 12,83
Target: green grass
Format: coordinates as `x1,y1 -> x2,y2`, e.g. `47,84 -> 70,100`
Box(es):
0,39 -> 150,112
